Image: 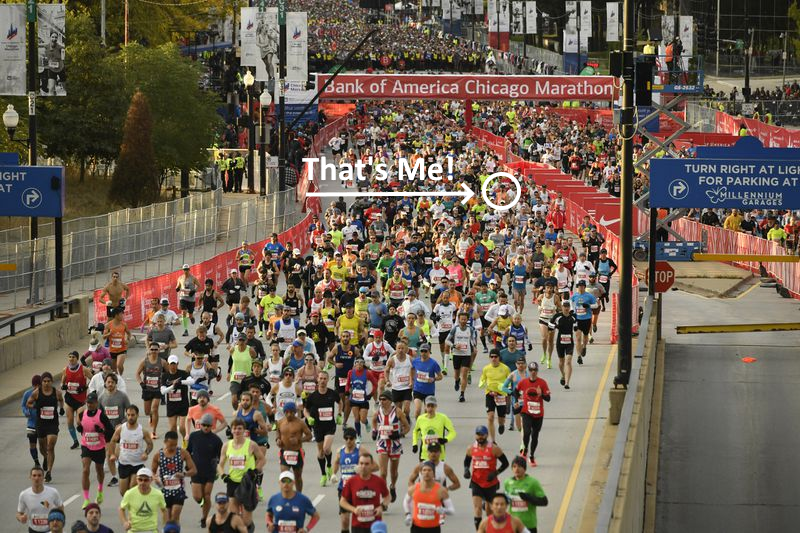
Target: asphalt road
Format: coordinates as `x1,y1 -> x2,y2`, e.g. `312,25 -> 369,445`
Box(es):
656,284 -> 800,533
2,166 -> 616,532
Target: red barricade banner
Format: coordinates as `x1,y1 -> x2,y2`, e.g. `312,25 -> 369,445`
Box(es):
316,74 -> 617,101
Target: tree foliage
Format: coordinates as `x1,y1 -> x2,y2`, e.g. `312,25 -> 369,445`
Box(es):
113,43 -> 222,174
70,0 -> 228,48
38,9 -> 127,181
110,91 -> 159,207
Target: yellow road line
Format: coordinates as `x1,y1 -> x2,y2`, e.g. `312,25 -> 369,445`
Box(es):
733,281 -> 759,300
553,345 -> 617,533
0,263 -> 15,271
693,253 -> 799,263
676,322 -> 800,334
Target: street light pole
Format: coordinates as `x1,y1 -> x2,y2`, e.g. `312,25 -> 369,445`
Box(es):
782,31 -> 788,91
616,0 -> 634,386
259,86 -> 271,196
278,0 -> 287,193
243,69 -> 255,193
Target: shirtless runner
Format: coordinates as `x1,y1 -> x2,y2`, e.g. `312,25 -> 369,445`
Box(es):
99,272 -> 129,319
274,402 -> 312,492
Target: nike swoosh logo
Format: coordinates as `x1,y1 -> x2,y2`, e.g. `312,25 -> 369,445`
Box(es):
599,216 -> 620,226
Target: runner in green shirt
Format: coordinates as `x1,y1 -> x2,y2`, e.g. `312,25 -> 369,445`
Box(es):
502,456 -> 548,531
118,467 -> 167,532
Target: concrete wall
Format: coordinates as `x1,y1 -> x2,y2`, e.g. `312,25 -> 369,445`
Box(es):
0,294 -> 91,372
608,302 -> 659,533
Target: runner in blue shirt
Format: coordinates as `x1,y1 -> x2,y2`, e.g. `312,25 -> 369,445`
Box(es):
266,471 -> 320,532
410,343 -> 443,418
570,280 -> 598,365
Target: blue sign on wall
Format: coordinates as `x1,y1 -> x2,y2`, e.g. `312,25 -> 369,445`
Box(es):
0,165 -> 65,217
650,137 -> 800,210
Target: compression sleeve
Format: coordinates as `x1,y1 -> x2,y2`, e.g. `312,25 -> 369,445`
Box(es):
403,493 -> 412,514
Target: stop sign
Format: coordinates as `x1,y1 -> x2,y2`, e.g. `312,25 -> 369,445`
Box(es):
648,261 -> 675,293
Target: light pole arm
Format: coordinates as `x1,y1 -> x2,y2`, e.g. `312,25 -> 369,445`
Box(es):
287,28 -> 380,131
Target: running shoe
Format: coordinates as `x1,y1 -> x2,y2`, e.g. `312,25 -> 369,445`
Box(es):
459,393 -> 465,403
529,457 -> 537,467
560,377 -> 565,386
182,330 -> 189,337
498,425 -> 505,435
95,491 -> 104,505
442,368 -> 448,376
82,498 -> 91,509
257,487 -> 263,501
200,519 -> 207,529
540,353 -> 546,364
454,378 -> 460,392
327,466 -> 334,478
70,441 -> 80,450
564,384 -> 570,390
320,474 -> 328,487
467,372 -> 472,385
546,359 -> 552,370
44,471 -> 51,482
577,356 -> 583,365
592,324 -> 597,333
589,335 -> 594,344
108,477 -> 119,487
390,486 -> 397,502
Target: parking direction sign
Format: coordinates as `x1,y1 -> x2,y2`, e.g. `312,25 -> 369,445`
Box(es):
651,137 -> 800,210
0,165 -> 64,217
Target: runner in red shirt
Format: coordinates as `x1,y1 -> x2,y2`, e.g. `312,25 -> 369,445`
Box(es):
339,451 -> 390,533
464,425 -> 509,530
516,362 -> 551,467
477,493 -> 527,533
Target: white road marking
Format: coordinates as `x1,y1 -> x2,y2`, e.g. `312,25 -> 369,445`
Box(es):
312,494 -> 325,506
64,494 -> 80,506
216,392 -> 231,401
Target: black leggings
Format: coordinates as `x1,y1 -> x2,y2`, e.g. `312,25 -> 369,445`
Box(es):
521,414 -> 543,458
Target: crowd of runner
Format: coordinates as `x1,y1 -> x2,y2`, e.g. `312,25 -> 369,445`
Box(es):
16,99 -> 629,533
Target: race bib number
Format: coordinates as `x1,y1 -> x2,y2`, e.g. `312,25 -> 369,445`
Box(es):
389,290 -> 404,299
379,424 -> 393,439
105,406 -> 119,419
494,394 -> 507,406
557,280 -> 567,288
351,389 -> 366,402
357,505 -> 375,521
66,382 -> 79,395
230,456 -> 246,469
318,407 -> 333,421
599,275 -> 608,283
514,275 -> 525,284
590,245 -> 599,253
122,441 -> 139,451
454,342 -> 468,352
533,261 -> 543,270
511,495 -> 528,512
473,459 -> 489,469
168,390 -> 182,402
302,381 -> 316,393
424,433 -> 439,445
416,371 -> 429,383
339,377 -> 348,388
84,432 -> 100,445
190,389 -> 199,401
40,406 -> 55,420
527,400 -> 542,415
397,374 -> 410,385
181,289 -> 191,297
417,502 -> 437,520
48,60 -> 60,69
277,520 -> 297,533
541,308 -> 555,318
31,515 -> 49,527
111,337 -> 123,349
92,361 -> 103,373
283,450 -> 299,466
560,334 -> 572,344
145,376 -> 159,388
233,371 -> 247,382
163,476 -> 181,489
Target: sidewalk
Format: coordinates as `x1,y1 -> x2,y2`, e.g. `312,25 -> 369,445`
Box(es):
634,259 -> 753,298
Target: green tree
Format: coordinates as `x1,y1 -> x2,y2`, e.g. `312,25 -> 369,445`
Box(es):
38,9 -> 127,182
110,91 -> 159,206
113,43 -> 221,178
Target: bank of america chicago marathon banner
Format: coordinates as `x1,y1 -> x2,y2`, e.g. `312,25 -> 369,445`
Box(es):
0,4 -> 26,96
0,3 -> 65,96
38,3 -> 66,96
316,73 -> 617,101
240,8 -> 307,83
